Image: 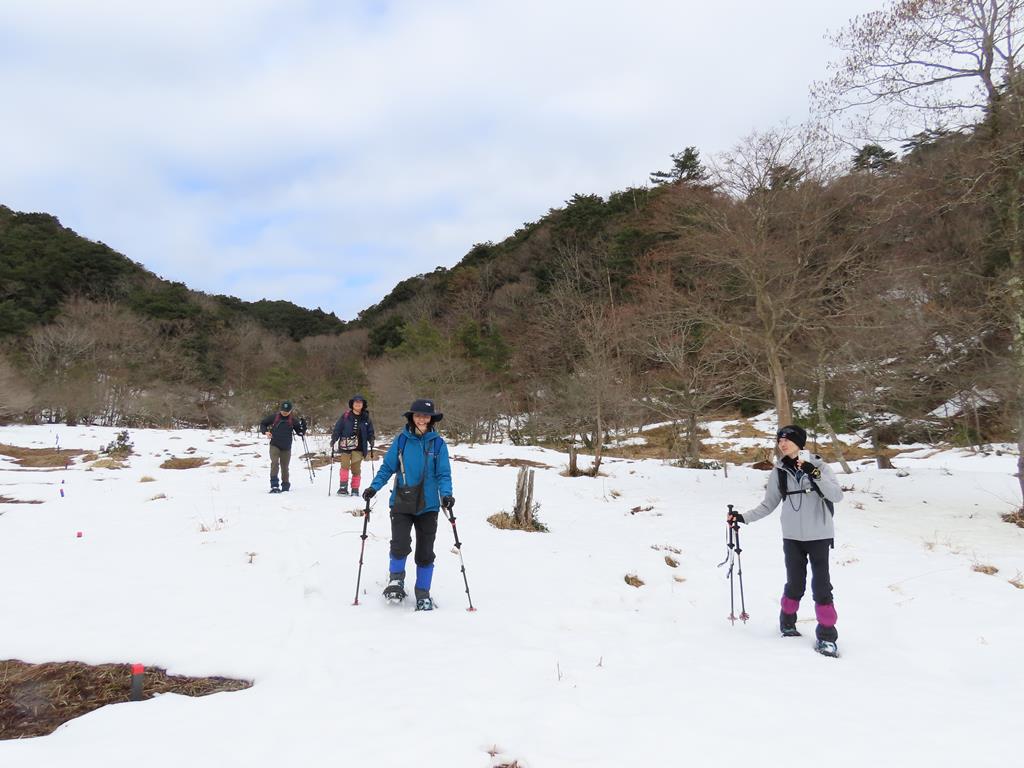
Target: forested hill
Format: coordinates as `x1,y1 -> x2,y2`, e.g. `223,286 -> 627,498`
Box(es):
0,205 -> 346,340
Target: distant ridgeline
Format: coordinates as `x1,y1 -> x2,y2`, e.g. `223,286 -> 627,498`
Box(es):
0,205 -> 346,340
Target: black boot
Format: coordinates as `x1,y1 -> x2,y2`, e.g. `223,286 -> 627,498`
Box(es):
383,572 -> 406,602
780,611 -> 801,637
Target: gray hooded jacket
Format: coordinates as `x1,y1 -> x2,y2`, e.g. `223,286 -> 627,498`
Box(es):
743,450 -> 843,541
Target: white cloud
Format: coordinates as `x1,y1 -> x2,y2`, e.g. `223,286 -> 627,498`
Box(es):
0,0 -> 881,320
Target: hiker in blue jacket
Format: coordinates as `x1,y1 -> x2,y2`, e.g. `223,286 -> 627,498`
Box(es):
363,398 -> 453,611
728,424 -> 844,656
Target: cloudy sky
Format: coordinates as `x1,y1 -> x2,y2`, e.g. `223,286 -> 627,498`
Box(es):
1,0 -> 881,321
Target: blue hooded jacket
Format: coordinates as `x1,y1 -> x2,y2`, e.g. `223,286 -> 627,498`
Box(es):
369,427 -> 452,515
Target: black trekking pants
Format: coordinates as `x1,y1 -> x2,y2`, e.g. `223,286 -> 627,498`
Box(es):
389,510 -> 439,566
782,538 -> 834,605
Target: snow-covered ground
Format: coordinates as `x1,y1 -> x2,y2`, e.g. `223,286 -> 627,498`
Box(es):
1,424 -> 1021,767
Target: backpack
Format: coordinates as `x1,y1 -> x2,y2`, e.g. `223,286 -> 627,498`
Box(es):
777,466 -> 835,516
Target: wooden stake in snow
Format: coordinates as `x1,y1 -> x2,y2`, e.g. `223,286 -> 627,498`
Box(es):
513,467 -> 535,528
129,664 -> 144,701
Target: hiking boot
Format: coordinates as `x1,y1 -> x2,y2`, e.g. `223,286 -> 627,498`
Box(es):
336,488 -> 346,496
337,482 -> 348,496
815,639 -> 839,658
415,596 -> 434,611
269,488 -> 281,494
383,575 -> 406,602
780,610 -> 800,637
351,488 -> 360,497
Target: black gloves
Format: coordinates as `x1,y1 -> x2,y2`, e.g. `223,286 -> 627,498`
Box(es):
801,461 -> 822,479
362,487 -> 376,501
441,495 -> 455,511
727,511 -> 745,524
297,418 -> 307,435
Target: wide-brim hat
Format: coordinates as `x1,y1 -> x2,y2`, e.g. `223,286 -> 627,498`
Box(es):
404,398 -> 443,421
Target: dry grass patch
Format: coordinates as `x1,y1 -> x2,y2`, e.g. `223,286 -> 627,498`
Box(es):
1009,573 -> 1024,590
0,659 -> 251,739
0,444 -> 86,468
139,476 -> 156,483
664,555 -> 680,568
90,458 -> 127,470
972,564 -> 999,575
0,496 -> 43,505
309,454 -> 334,469
486,512 -> 548,532
673,575 -> 687,583
452,455 -> 553,469
624,573 -> 644,588
1002,509 -> 1024,528
148,493 -> 167,501
160,457 -> 207,470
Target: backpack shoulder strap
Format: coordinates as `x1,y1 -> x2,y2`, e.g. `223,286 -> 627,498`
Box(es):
777,468 -> 787,497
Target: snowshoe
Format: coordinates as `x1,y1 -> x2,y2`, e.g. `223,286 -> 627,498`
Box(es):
350,488 -> 360,497
383,578 -> 407,603
269,487 -> 281,494
335,487 -> 347,496
781,626 -> 802,637
415,596 -> 435,611
814,640 -> 839,658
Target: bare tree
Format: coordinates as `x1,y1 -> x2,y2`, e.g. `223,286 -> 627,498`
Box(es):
819,0 -> 1024,507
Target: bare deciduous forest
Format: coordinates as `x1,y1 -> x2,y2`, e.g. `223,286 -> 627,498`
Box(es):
1,1 -> 1021,511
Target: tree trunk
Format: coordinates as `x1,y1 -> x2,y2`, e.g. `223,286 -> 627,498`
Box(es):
872,426 -> 893,469
568,443 -> 579,477
686,412 -> 701,465
591,401 -> 604,475
815,365 -> 852,474
767,345 -> 792,426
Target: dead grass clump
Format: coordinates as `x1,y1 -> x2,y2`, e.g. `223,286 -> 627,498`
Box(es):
90,458 -> 127,470
226,442 -> 255,448
664,555 -> 679,568
309,454 -> 334,469
492,458 -> 552,469
0,659 -> 251,739
487,512 -> 548,532
624,573 -> 644,588
673,575 -> 687,583
972,564 -> 999,575
1008,573 -> 1024,590
139,476 -> 156,483
1001,509 -> 1024,528
0,444 -> 86,468
629,505 -> 654,515
148,493 -> 167,501
0,496 -> 43,504
160,457 -> 207,470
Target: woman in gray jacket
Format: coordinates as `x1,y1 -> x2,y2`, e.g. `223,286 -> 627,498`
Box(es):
728,424 -> 844,657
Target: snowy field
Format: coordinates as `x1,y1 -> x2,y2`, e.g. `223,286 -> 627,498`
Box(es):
1,423 -> 1021,767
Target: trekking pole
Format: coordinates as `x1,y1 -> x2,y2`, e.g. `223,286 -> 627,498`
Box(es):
327,447 -> 335,497
443,504 -> 476,612
733,512 -> 749,623
718,504 -> 737,624
352,496 -> 371,605
300,433 -> 315,483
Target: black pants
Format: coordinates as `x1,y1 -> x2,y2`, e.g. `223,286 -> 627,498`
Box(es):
783,538 -> 837,642
783,538 -> 833,605
390,510 -> 439,567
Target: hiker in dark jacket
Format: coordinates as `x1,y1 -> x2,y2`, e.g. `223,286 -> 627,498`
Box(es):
362,398 -> 453,611
728,424 -> 844,656
258,400 -> 306,493
330,394 -> 375,497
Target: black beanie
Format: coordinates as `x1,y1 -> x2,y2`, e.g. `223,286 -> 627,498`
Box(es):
776,424 -> 807,449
